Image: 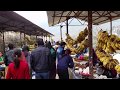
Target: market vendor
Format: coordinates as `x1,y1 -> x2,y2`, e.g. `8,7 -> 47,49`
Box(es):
0,52 -> 5,71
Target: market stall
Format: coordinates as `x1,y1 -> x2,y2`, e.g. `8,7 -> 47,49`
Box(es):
47,11 -> 120,79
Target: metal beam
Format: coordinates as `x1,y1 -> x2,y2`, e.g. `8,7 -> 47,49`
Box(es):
52,11 -> 56,26
60,25 -> 63,42
58,11 -> 64,24
92,11 -> 113,22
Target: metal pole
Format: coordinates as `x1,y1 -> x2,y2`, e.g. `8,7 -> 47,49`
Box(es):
20,32 -> 22,47
24,33 -> 25,40
110,17 -> 112,35
46,35 -> 47,41
66,17 -> 69,34
60,25 -> 63,42
36,35 -> 37,41
3,31 -> 5,54
49,36 -> 50,41
88,11 -> 93,79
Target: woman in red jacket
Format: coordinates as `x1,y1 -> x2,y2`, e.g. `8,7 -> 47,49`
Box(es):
6,48 -> 30,79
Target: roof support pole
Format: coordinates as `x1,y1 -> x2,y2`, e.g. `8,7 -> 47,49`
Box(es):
24,33 -> 25,40
66,17 -> 69,34
36,35 -> 37,41
60,25 -> 63,42
110,17 -> 112,35
42,35 -> 43,39
24,33 -> 26,45
20,32 -> 22,48
49,35 -> 50,41
2,30 -> 5,54
43,36 -> 45,42
46,35 -> 47,41
88,11 -> 93,79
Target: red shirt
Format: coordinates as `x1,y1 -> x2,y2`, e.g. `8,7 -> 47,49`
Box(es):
6,60 -> 30,79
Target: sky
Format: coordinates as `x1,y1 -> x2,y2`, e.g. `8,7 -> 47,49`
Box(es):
14,11 -> 120,41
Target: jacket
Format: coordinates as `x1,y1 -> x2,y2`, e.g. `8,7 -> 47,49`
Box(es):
57,46 -> 64,61
30,45 -> 52,73
57,55 -> 74,71
6,60 -> 30,79
4,49 -> 14,66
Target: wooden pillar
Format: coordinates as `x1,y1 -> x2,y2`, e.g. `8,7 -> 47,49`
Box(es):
2,30 -> 5,53
60,25 -> 63,42
88,11 -> 93,79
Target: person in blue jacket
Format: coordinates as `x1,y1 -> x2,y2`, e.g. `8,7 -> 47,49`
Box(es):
56,42 -> 66,62
57,49 -> 74,79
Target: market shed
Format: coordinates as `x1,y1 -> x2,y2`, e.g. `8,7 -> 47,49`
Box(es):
47,11 -> 120,78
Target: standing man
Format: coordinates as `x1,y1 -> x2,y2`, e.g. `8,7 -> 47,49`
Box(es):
4,43 -> 15,66
30,38 -> 52,79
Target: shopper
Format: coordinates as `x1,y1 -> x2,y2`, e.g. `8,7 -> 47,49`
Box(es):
57,49 -> 74,79
56,42 -> 66,62
22,45 -> 32,78
46,41 -> 56,79
30,38 -> 52,79
6,48 -> 30,79
4,43 -> 15,66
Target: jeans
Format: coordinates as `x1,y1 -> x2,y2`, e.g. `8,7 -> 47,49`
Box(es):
35,72 -> 50,79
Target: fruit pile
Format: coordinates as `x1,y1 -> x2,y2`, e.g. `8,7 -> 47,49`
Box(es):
115,65 -> 120,74
97,30 -> 120,54
96,30 -> 120,72
65,27 -> 88,54
96,49 -> 119,69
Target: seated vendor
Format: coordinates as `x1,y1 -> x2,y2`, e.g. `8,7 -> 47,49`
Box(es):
0,52 -> 5,71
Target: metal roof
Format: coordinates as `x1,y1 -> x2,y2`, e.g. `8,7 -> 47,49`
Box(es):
47,11 -> 120,26
0,11 -> 53,36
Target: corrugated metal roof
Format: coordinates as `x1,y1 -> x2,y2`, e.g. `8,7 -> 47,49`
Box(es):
47,11 -> 120,26
0,11 -> 53,36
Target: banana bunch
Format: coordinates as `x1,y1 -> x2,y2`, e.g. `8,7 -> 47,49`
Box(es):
75,39 -> 89,53
66,33 -> 76,46
76,27 -> 88,43
96,50 -> 111,59
105,45 -> 116,54
97,31 -> 109,43
105,59 -> 119,70
115,65 -> 120,74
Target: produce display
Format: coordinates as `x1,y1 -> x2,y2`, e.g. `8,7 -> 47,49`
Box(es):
115,65 -> 120,74
97,30 -> 120,53
66,28 -> 120,78
96,30 -> 120,73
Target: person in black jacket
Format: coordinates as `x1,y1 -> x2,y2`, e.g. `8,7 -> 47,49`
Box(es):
46,41 -> 56,79
4,43 -> 14,66
30,38 -> 52,79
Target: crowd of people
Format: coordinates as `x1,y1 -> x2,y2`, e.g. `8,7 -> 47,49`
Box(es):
0,38 -> 74,79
